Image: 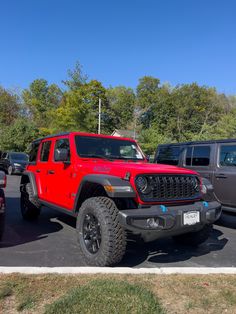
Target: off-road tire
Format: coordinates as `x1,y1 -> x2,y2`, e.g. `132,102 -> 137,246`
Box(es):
172,224 -> 212,246
77,197 -> 126,266
20,183 -> 41,220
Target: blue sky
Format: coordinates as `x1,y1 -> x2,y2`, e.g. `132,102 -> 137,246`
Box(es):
0,0 -> 236,94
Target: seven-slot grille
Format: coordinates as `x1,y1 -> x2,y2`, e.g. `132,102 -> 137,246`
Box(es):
136,174 -> 200,202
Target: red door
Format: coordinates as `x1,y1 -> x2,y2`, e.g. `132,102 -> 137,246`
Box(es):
44,137 -> 75,210
35,140 -> 53,200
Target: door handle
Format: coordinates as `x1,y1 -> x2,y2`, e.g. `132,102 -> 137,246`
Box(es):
215,174 -> 227,179
36,169 -> 41,173
48,170 -> 55,175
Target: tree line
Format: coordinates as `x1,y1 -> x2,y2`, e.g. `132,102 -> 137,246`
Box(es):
0,61 -> 236,154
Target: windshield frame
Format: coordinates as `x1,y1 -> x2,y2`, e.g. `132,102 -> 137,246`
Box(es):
75,135 -> 145,161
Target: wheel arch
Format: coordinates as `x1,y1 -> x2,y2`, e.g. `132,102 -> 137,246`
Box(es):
74,174 -> 136,213
20,172 -> 38,198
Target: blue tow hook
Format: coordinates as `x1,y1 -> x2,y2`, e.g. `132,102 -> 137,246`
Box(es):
160,205 -> 167,213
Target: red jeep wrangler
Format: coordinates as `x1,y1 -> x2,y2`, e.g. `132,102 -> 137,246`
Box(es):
20,132 -> 221,266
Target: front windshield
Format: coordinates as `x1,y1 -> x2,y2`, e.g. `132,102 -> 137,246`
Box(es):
75,136 -> 144,161
10,153 -> 28,161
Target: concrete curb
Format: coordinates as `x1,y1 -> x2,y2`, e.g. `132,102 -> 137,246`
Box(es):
0,267 -> 236,275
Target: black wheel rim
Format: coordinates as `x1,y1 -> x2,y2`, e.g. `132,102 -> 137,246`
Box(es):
82,213 -> 101,254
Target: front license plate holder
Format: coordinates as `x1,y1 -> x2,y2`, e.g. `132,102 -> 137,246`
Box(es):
183,211 -> 200,225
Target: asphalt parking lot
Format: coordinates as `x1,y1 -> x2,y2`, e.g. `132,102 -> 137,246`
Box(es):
0,175 -> 236,268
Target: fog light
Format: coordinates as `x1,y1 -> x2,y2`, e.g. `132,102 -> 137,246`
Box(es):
147,218 -> 159,228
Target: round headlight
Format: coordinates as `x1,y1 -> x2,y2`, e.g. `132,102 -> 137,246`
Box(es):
136,176 -> 148,193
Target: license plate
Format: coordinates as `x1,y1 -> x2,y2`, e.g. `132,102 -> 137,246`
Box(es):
183,211 -> 200,225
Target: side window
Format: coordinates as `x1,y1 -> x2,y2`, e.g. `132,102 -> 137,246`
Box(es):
186,146 -> 211,166
40,141 -> 52,162
156,146 -> 181,165
29,142 -> 40,163
54,138 -> 70,162
219,145 -> 236,167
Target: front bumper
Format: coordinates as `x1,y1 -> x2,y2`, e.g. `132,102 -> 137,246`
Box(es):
13,166 -> 25,174
119,201 -> 221,242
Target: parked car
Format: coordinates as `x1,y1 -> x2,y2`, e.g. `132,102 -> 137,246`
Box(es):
0,152 -> 29,175
20,132 -> 221,266
155,139 -> 236,213
0,171 -> 6,240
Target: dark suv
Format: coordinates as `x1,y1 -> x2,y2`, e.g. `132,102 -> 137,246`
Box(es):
20,132 -> 221,266
155,139 -> 236,213
0,152 -> 28,175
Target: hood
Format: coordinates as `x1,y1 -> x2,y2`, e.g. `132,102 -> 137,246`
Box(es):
81,159 -> 199,179
12,159 -> 28,166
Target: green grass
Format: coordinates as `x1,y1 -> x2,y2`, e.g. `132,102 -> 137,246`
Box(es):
0,285 -> 13,300
0,274 -> 236,313
44,279 -> 164,314
221,289 -> 236,306
17,295 -> 37,312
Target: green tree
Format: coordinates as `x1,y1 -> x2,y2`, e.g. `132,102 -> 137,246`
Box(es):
0,118 -> 40,152
136,77 -> 172,130
139,127 -> 172,155
136,76 -> 160,109
53,80 -> 107,133
22,79 -> 62,127
0,86 -> 20,125
62,61 -> 88,90
167,83 -> 225,141
105,86 -> 135,132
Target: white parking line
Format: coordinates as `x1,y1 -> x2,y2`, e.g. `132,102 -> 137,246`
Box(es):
0,267 -> 236,275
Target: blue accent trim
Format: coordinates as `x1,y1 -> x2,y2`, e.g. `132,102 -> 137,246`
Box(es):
203,201 -> 209,207
160,205 -> 167,213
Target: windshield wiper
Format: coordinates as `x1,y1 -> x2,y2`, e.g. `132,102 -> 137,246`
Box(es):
80,154 -> 114,161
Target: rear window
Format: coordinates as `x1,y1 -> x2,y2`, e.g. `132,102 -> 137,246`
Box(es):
219,145 -> 236,167
185,146 -> 211,166
156,146 -> 181,165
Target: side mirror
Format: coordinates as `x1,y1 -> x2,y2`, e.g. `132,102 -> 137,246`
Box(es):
0,171 -> 6,188
145,154 -> 150,162
54,148 -> 70,163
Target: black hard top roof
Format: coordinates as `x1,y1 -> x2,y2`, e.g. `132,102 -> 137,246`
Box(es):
32,132 -> 70,143
158,138 -> 236,147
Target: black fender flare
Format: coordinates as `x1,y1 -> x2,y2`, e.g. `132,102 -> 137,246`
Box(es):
20,171 -> 38,198
73,174 -> 136,211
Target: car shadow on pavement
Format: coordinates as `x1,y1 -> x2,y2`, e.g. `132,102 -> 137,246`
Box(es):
0,197 -> 64,248
1,196 -> 229,268
120,227 -> 228,267
216,212 -> 236,229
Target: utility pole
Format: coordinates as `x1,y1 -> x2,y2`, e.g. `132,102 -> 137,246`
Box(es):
98,98 -> 101,134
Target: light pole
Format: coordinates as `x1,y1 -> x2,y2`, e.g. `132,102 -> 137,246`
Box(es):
98,98 -> 101,134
